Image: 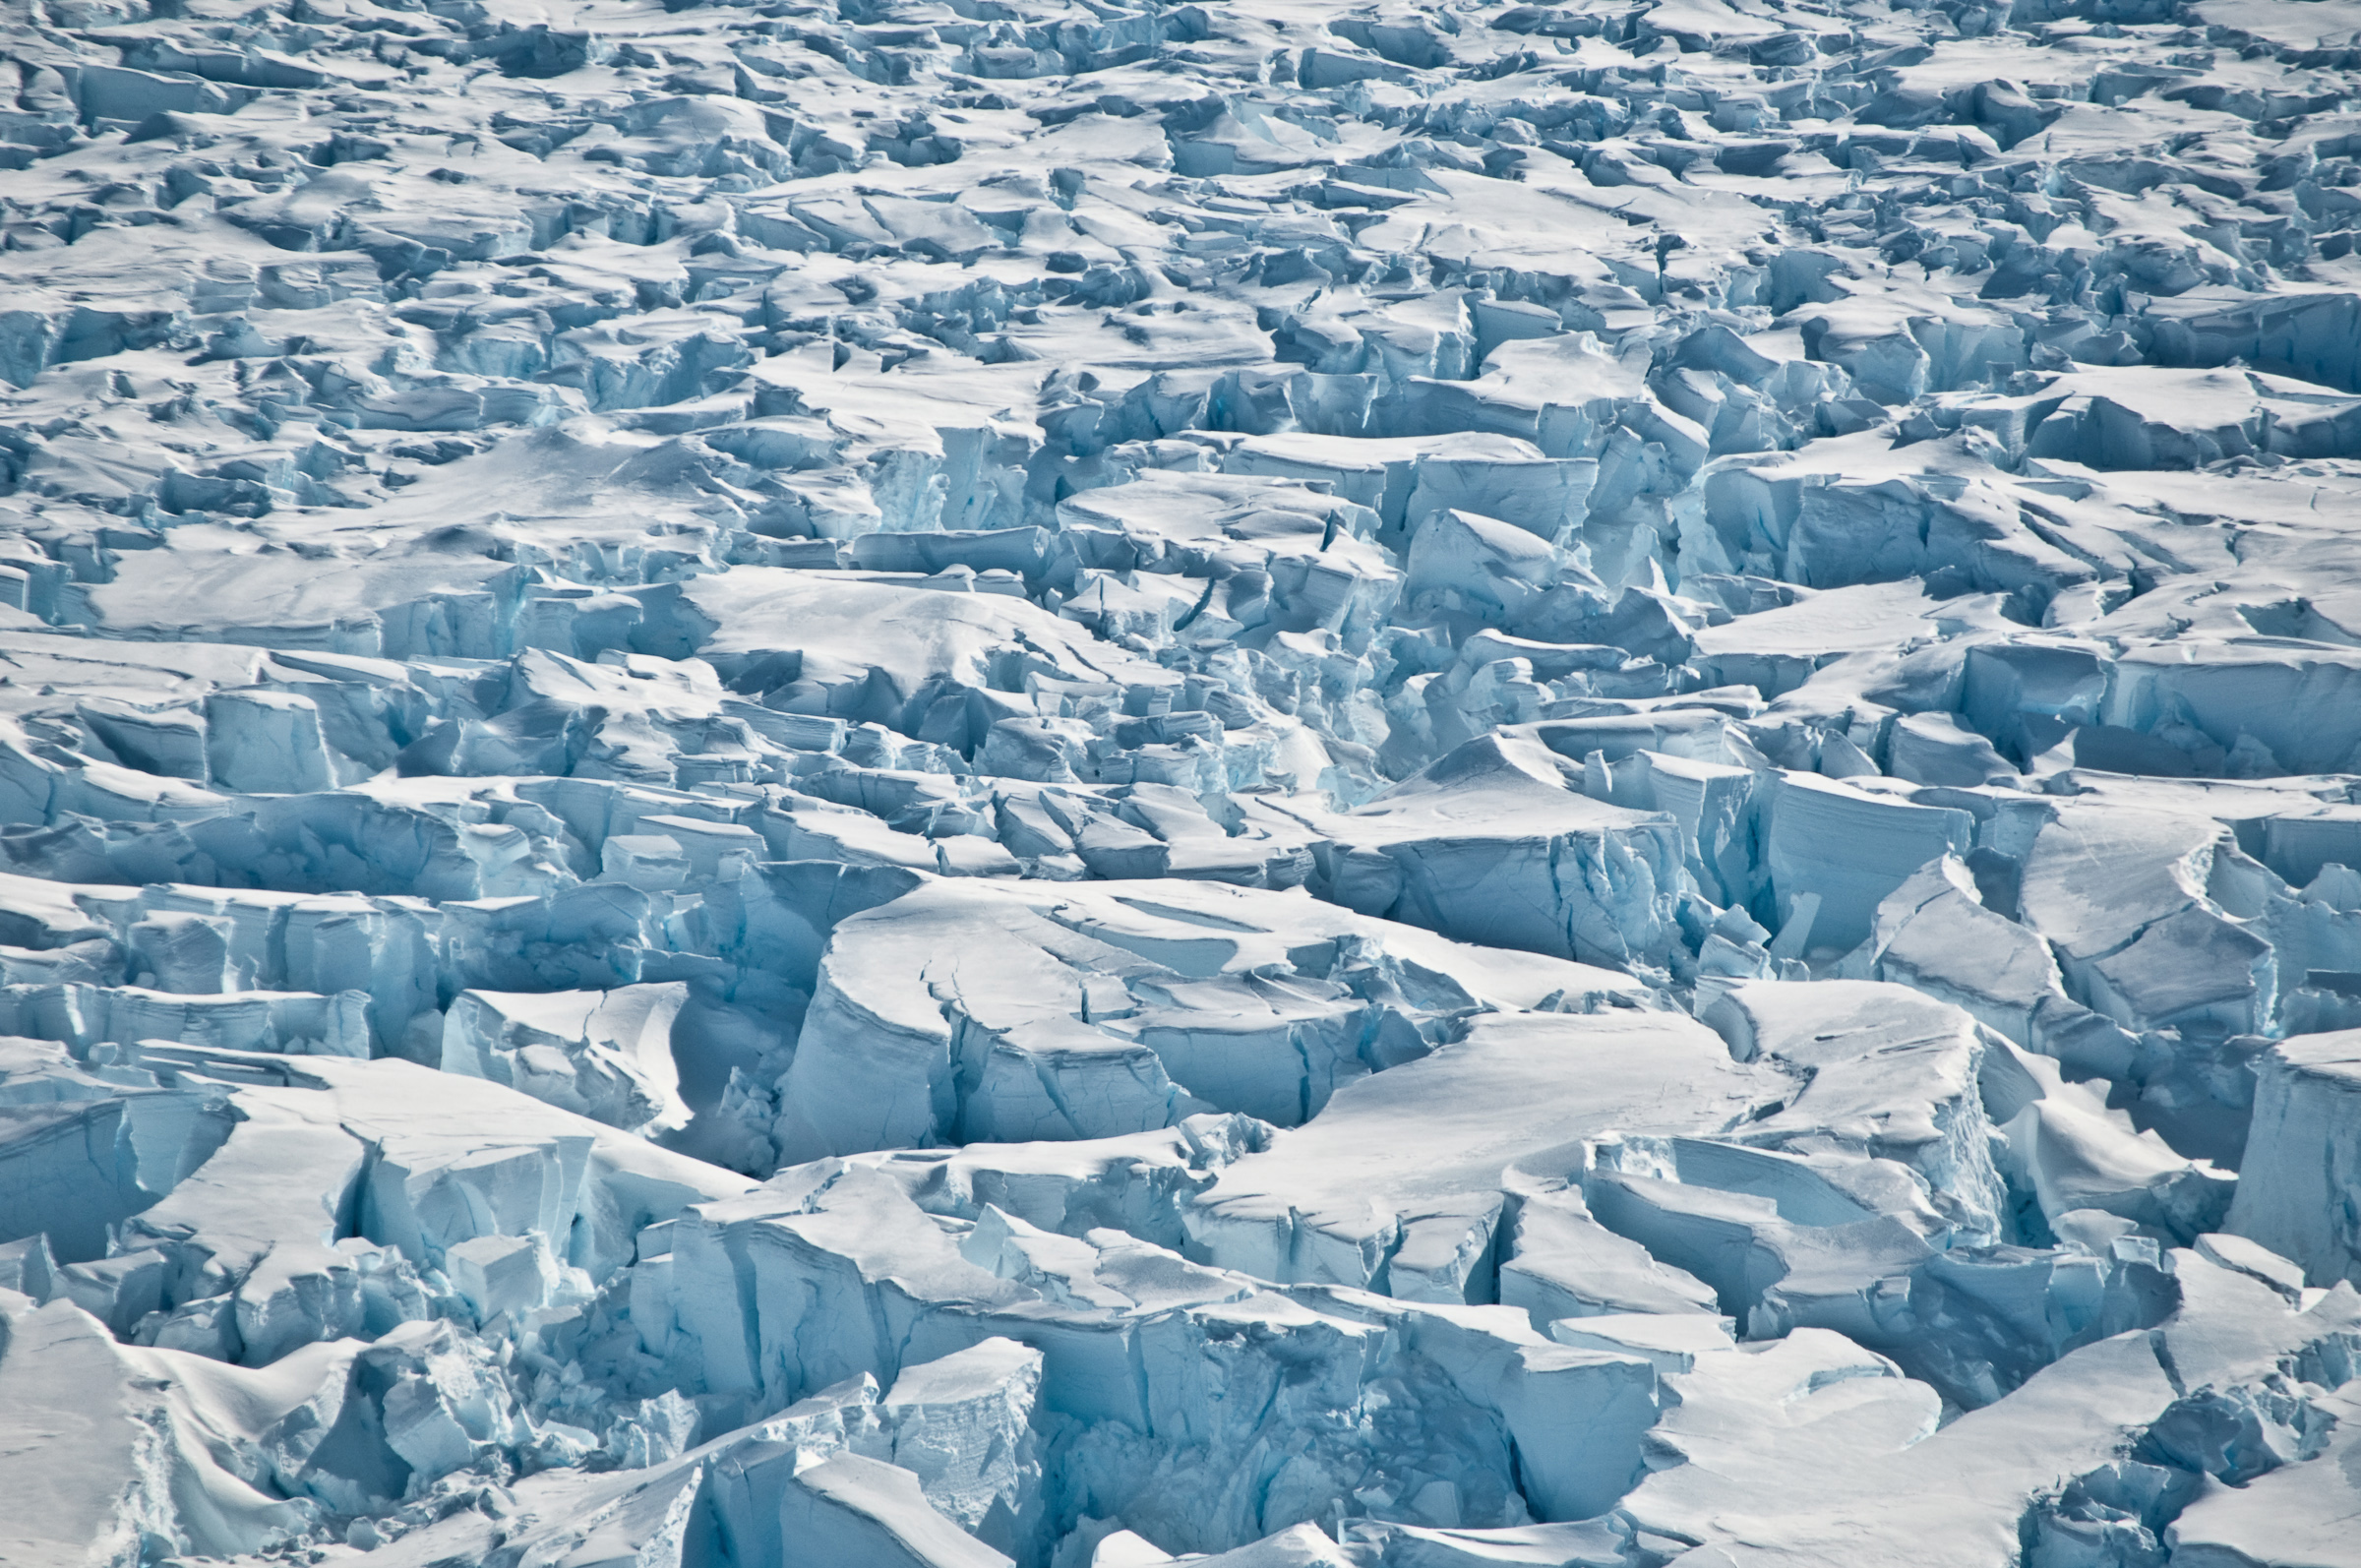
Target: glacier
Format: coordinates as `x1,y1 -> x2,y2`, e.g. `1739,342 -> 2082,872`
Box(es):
7,0 -> 2361,1561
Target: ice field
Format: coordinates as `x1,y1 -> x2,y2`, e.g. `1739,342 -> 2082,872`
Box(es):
7,0 -> 2361,1560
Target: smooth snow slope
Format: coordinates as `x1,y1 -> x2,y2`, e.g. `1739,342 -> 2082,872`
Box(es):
6,0 -> 2361,1562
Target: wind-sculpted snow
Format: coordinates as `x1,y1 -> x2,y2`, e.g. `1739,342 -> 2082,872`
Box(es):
14,0 -> 2361,1562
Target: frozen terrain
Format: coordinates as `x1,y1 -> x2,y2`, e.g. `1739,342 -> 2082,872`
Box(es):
8,0 -> 2361,1559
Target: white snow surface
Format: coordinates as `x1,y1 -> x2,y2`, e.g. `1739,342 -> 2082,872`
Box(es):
6,0 -> 2361,1561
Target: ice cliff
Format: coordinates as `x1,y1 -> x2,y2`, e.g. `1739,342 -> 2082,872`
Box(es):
6,0 -> 2361,1560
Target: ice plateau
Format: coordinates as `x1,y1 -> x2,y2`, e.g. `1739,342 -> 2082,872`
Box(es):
9,0 -> 2361,1561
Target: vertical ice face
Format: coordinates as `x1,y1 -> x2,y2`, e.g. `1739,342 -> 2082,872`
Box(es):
2224,1032 -> 2361,1288
881,1338 -> 1046,1557
9,0 -> 2361,1560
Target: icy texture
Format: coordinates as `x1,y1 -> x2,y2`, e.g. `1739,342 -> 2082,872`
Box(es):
9,0 -> 2361,1561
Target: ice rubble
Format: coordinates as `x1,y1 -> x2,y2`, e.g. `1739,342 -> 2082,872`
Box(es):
12,0 -> 2361,1560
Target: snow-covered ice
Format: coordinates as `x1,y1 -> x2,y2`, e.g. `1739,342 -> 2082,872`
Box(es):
9,0 -> 2361,1559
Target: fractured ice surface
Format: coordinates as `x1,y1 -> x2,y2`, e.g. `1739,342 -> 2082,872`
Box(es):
11,0 -> 2361,1558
